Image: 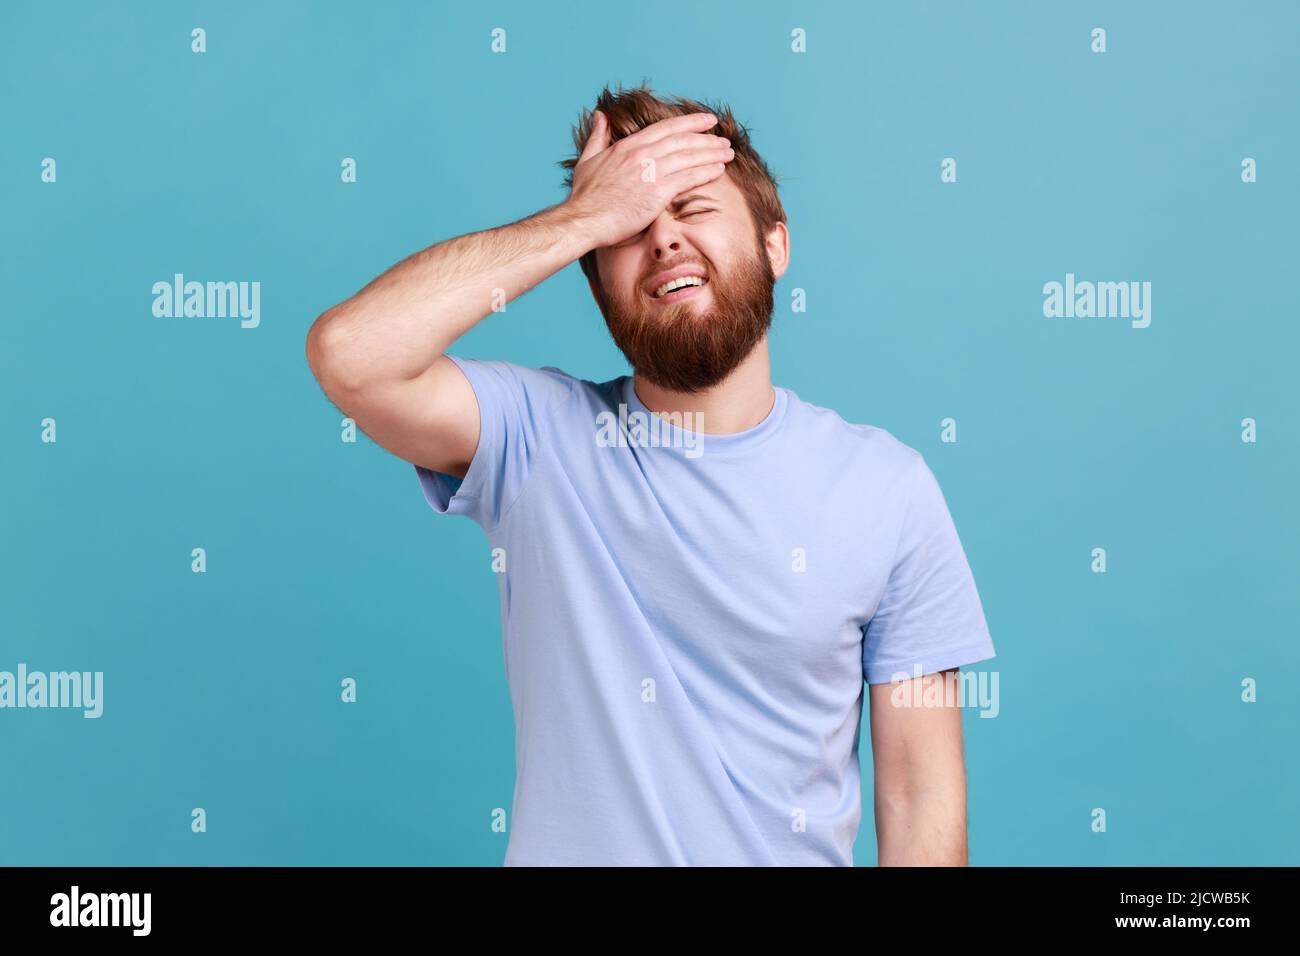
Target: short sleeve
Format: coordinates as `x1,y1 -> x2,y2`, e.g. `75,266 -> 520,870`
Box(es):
414,355 -> 575,531
862,453 -> 996,685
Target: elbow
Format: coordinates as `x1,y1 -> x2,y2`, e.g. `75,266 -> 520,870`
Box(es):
304,311 -> 332,379
305,309 -> 359,398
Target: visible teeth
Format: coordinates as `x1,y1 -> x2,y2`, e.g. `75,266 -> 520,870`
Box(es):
654,275 -> 706,298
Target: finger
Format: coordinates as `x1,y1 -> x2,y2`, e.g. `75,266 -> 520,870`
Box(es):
662,162 -> 728,192
578,110 -> 610,161
649,131 -> 731,158
623,111 -> 718,148
656,145 -> 735,180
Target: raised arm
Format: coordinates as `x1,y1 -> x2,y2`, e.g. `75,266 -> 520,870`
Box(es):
304,110 -> 734,478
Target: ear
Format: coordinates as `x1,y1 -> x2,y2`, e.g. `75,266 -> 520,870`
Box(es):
764,221 -> 791,282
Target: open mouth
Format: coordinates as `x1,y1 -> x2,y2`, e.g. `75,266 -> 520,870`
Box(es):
650,275 -> 709,302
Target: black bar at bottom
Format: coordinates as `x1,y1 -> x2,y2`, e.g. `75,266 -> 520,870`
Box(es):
0,865 -> 1285,940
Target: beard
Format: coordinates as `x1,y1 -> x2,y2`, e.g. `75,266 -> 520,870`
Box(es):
593,238 -> 775,393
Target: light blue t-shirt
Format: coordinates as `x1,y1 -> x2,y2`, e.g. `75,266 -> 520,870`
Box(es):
415,355 -> 996,866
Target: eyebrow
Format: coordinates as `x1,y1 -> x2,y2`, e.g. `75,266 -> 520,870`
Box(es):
668,193 -> 715,212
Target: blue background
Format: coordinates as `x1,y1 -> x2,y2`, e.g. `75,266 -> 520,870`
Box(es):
2,0 -> 1297,865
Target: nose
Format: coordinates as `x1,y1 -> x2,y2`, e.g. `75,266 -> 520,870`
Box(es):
646,214 -> 685,260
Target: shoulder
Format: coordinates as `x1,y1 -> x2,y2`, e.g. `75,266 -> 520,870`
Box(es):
779,386 -> 924,482
445,358 -> 642,436
443,355 -> 588,408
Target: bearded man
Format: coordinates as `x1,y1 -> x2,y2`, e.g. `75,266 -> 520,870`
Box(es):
306,84 -> 996,867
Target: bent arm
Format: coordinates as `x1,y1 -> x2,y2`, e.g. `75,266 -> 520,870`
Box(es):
305,203 -> 597,478
868,668 -> 971,866
304,109 -> 731,481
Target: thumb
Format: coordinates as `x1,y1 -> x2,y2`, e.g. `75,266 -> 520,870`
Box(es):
578,109 -> 610,161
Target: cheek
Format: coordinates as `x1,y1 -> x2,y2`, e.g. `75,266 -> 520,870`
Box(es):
601,254 -> 641,300
696,225 -> 748,273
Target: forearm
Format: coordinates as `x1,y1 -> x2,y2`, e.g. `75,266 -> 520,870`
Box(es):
874,782 -> 969,866
307,201 -> 596,390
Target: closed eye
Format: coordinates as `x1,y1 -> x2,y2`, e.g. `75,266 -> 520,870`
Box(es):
610,209 -> 715,247
611,229 -> 646,248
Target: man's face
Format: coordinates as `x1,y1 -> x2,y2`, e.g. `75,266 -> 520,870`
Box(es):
590,170 -> 786,393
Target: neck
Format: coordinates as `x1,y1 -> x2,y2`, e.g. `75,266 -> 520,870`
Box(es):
632,338 -> 775,435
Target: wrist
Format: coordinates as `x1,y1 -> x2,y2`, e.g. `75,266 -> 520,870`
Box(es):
546,199 -> 603,257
